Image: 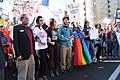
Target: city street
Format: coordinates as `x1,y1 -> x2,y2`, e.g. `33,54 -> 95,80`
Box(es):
48,61 -> 120,80
0,0 -> 120,80
6,60 -> 120,80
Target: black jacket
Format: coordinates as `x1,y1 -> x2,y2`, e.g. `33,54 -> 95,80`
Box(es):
13,24 -> 35,60
0,32 -> 6,71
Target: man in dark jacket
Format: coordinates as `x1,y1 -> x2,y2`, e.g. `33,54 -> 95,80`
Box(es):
0,26 -> 6,80
13,14 -> 35,80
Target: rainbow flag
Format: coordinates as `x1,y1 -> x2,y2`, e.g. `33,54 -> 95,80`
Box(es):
74,29 -> 92,66
42,0 -> 49,6
2,27 -> 13,55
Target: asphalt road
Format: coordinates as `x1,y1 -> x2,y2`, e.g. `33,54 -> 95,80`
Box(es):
5,61 -> 120,80
48,62 -> 120,80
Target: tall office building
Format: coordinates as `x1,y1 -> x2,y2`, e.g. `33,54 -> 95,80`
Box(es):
84,0 -> 97,27
96,0 -> 108,26
107,0 -> 120,21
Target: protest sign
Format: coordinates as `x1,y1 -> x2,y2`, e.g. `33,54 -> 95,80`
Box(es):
67,3 -> 80,22
50,9 -> 64,24
89,29 -> 99,40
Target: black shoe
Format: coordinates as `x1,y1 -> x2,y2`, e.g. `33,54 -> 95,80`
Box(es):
61,69 -> 65,73
66,68 -> 72,72
55,70 -> 59,76
50,73 -> 54,77
50,71 -> 54,77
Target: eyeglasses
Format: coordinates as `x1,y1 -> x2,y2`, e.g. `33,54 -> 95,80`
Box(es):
39,20 -> 44,21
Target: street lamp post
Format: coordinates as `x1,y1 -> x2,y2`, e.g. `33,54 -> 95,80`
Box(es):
84,0 -> 87,21
0,0 -> 3,2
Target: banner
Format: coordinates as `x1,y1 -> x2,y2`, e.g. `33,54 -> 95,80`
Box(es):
67,3 -> 80,22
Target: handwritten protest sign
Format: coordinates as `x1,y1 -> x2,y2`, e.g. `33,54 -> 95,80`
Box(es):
68,3 -> 80,22
89,29 -> 99,40
50,9 -> 64,24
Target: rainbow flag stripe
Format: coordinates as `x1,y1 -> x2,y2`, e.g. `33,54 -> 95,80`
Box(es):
74,29 -> 92,66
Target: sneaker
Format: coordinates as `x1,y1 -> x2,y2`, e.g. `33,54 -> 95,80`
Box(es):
61,69 -> 65,73
93,58 -> 97,63
55,69 -> 59,76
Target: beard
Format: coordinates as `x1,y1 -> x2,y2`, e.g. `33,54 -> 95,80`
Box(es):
63,22 -> 69,26
22,22 -> 29,26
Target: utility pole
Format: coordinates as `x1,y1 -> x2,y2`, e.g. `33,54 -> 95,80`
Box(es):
118,0 -> 120,8
73,0 -> 75,2
84,0 -> 87,21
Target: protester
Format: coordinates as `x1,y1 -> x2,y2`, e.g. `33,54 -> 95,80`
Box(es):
113,24 -> 120,59
106,25 -> 115,59
13,14 -> 35,80
73,22 -> 92,66
47,18 -> 60,77
0,25 -> 7,80
57,17 -> 73,72
33,16 -> 48,80
94,23 -> 103,62
83,21 -> 95,61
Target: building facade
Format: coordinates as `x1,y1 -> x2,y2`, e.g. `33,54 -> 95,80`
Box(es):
96,0 -> 108,27
107,0 -> 120,23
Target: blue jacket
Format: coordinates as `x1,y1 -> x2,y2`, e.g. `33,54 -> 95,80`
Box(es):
0,32 -> 6,71
57,25 -> 73,46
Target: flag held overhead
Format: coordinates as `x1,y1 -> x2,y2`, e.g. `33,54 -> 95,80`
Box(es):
42,0 -> 49,6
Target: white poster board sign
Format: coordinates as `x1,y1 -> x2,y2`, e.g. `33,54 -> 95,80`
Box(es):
116,32 -> 120,46
89,29 -> 99,40
50,9 -> 64,24
67,3 -> 80,22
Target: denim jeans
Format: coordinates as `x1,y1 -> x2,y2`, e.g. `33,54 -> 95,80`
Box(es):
85,40 -> 95,59
113,41 -> 120,57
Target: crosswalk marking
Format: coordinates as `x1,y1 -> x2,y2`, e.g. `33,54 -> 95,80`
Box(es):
108,64 -> 120,80
102,60 -> 120,62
